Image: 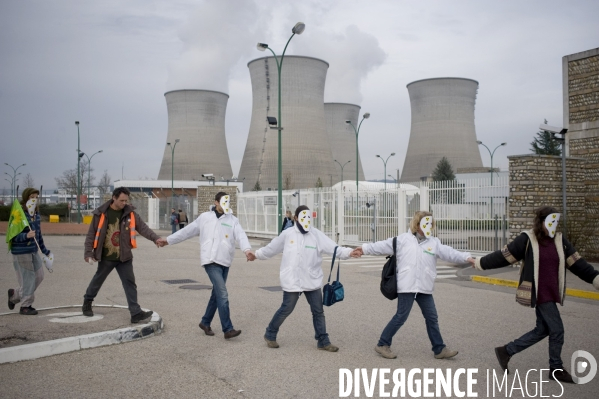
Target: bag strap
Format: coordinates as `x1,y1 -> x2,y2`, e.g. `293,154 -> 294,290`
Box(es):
328,246 -> 338,283
393,236 -> 397,256
520,238 -> 530,276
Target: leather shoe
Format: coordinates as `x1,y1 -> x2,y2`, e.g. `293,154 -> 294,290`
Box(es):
199,323 -> 215,336
224,329 -> 241,339
495,346 -> 512,374
550,368 -> 574,384
8,289 -> 15,310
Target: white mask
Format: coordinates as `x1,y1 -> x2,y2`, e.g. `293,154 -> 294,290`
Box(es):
544,213 -> 560,238
297,210 -> 312,232
26,198 -> 37,216
420,216 -> 433,238
219,195 -> 232,214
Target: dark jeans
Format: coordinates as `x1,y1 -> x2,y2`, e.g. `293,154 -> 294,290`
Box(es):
201,264 -> 233,333
506,301 -> 565,369
265,289 -> 331,348
378,293 -> 445,355
171,224 -> 177,234
84,259 -> 142,316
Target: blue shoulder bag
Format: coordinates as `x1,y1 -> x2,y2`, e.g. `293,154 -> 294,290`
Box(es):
323,246 -> 344,306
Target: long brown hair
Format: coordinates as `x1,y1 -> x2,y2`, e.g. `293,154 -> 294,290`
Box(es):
532,206 -> 559,242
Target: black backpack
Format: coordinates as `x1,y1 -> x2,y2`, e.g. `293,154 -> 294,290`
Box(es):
380,237 -> 398,300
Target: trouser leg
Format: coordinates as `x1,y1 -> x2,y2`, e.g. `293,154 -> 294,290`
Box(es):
415,293 -> 446,355
201,264 -> 233,332
506,305 -> 549,357
12,254 -> 43,308
304,289 -> 330,347
84,260 -> 117,302
265,291 -> 300,341
114,259 -> 142,316
378,293 -> 416,347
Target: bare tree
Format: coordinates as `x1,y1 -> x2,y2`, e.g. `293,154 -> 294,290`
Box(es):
284,172 -> 294,190
98,170 -> 111,195
55,168 -> 78,195
23,173 -> 35,188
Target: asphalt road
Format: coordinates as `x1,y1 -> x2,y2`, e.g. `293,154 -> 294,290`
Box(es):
1,234 -> 598,398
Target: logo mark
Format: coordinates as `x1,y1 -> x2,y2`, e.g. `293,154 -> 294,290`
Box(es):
571,350 -> 597,384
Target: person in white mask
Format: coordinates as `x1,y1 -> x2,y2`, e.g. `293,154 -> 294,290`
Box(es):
7,188 -> 54,315
254,205 -> 353,352
473,206 -> 599,384
352,211 -> 474,360
158,192 -> 253,339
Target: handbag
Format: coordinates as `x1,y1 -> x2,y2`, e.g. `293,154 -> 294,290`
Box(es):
515,239 -> 532,307
323,246 -> 344,306
380,237 -> 398,300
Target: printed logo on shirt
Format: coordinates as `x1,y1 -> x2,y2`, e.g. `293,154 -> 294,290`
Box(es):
305,245 -> 317,249
423,248 -> 435,256
221,223 -> 232,228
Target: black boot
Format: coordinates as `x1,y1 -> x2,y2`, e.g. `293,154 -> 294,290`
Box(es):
550,369 -> 575,384
495,345 -> 512,374
82,300 -> 93,317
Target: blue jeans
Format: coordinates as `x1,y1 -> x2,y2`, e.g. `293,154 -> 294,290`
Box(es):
265,289 -> 331,348
378,293 -> 445,355
171,224 -> 177,234
506,301 -> 564,369
201,264 -> 233,333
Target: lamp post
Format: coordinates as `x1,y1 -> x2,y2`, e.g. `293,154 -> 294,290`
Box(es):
346,112 -> 370,223
79,150 -> 103,209
388,174 -> 398,188
75,121 -> 83,223
477,141 -> 506,228
376,153 -> 395,190
333,160 -> 351,184
4,163 -> 26,200
167,139 -> 180,198
257,22 -> 306,233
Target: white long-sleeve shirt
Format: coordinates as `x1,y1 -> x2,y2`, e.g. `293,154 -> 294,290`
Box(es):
363,232 -> 471,294
167,210 -> 251,267
256,226 -> 352,292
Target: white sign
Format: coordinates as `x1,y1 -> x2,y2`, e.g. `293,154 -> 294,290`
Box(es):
264,196 -> 277,205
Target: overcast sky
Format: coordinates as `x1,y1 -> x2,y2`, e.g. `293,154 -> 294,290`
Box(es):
1,0 -> 598,192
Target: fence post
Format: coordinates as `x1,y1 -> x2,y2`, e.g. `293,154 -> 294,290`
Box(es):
494,214 -> 499,251
337,186 -> 345,245
397,188 -> 406,234
420,185 -> 429,211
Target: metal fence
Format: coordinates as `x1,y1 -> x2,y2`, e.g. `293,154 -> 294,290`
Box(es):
236,176 -> 510,252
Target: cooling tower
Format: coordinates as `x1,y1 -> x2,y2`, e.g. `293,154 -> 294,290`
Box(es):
400,78 -> 483,183
157,90 -> 233,181
239,56 -> 336,190
324,103 -> 365,183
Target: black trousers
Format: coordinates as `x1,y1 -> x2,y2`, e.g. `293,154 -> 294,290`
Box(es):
84,259 -> 142,316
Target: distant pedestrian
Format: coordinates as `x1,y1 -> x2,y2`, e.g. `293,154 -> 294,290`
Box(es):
352,211 -> 474,360
170,208 -> 178,234
474,206 -> 599,384
280,210 -> 294,232
178,209 -> 188,230
6,188 -> 54,315
255,205 -> 352,352
82,187 -> 162,323
157,192 -> 253,339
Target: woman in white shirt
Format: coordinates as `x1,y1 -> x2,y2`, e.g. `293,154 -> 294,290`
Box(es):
255,206 -> 352,352
353,211 -> 474,360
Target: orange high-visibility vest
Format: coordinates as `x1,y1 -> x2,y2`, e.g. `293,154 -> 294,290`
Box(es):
93,212 -> 137,249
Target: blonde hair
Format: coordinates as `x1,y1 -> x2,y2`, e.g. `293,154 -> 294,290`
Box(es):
409,211 -> 434,234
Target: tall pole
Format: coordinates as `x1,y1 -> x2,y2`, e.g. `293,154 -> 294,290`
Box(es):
257,22 -> 305,233
477,141 -> 506,232
4,163 -> 26,200
561,138 -> 567,239
334,160 -> 351,185
75,121 -> 81,224
347,113 -> 370,227
167,139 -> 180,198
80,150 -> 103,210
376,153 -> 395,190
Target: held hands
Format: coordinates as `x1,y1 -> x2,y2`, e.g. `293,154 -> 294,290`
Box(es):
155,238 -> 168,248
467,257 -> 475,267
350,247 -> 363,258
245,251 -> 256,262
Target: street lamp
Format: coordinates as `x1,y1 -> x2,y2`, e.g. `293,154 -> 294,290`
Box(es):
376,153 -> 395,190
388,174 -> 398,188
256,21 -> 306,233
333,160 -> 351,184
539,123 -> 569,239
167,139 -> 180,197
477,141 -> 506,231
79,150 -> 103,209
75,121 -> 82,223
5,163 -> 26,201
346,112 -> 370,222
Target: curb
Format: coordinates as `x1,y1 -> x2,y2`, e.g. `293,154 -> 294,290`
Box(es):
469,276 -> 599,301
0,305 -> 163,364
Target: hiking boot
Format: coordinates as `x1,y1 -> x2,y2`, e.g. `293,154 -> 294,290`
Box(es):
8,289 -> 15,310
20,306 -> 38,315
435,347 -> 458,359
264,336 -> 279,348
375,345 -> 397,359
199,323 -> 215,336
131,310 -> 153,324
495,345 -> 512,374
550,369 -> 575,384
82,300 -> 93,317
318,344 -> 339,352
224,329 -> 242,339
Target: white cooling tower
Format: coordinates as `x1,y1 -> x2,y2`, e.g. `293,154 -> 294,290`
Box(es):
324,103 -> 365,183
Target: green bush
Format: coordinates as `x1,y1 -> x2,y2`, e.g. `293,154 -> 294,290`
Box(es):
0,205 -> 9,221
0,203 -> 70,221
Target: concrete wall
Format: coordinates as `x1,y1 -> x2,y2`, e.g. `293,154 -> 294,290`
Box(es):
563,47 -> 599,260
157,90 -> 233,182
400,78 -> 483,182
324,103 -> 365,183
239,56 -> 336,190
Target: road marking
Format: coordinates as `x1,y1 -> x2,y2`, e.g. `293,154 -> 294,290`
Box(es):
42,311 -> 104,323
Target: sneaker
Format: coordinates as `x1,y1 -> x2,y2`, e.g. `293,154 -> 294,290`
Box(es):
318,344 -> 339,352
264,336 -> 279,348
495,345 -> 512,374
375,345 -> 397,359
199,323 -> 215,336
131,310 -> 153,323
224,329 -> 242,339
82,300 -> 94,317
550,368 -> 575,384
20,306 -> 38,315
434,347 -> 458,359
8,289 -> 15,310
